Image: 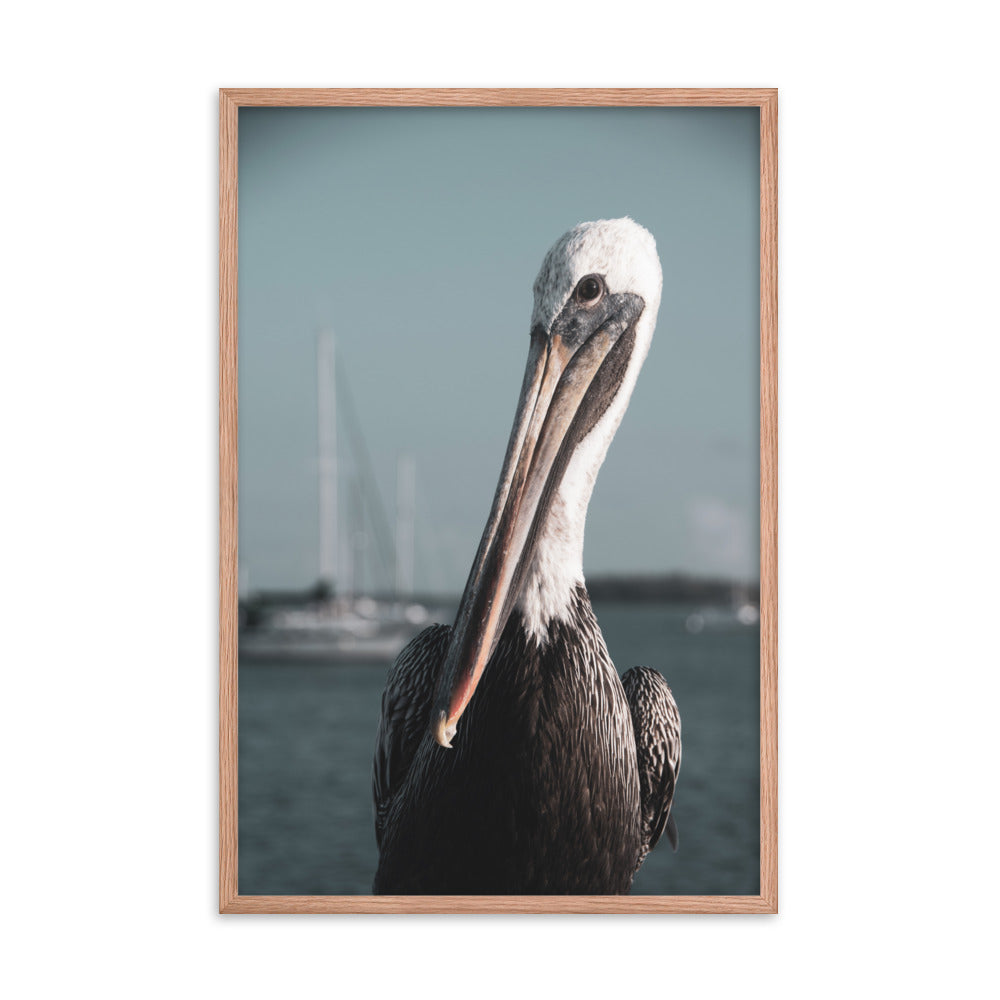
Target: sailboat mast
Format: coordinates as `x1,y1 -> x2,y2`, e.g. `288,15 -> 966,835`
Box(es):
395,454 -> 415,597
317,329 -> 338,590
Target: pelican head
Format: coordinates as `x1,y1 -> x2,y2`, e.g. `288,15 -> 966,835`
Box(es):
433,218 -> 663,748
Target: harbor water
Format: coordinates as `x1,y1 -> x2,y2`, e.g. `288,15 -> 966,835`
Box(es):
238,601 -> 760,895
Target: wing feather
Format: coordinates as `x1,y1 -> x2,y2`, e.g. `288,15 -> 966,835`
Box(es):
621,666 -> 682,867
373,624 -> 451,848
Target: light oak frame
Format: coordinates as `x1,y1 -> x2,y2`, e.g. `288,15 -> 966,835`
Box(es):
219,88 -> 778,914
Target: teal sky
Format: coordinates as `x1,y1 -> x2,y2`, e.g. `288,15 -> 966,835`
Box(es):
238,107 -> 760,594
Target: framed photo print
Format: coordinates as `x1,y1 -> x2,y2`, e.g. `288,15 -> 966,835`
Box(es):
220,88 -> 777,913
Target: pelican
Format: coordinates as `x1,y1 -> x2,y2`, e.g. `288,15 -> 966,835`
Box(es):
373,218 -> 681,894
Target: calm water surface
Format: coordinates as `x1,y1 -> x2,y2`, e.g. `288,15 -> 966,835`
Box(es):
239,602 -> 759,895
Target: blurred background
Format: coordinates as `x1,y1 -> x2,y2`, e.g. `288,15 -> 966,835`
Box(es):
237,106 -> 761,895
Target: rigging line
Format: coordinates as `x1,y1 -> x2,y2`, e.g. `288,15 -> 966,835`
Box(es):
335,357 -> 397,592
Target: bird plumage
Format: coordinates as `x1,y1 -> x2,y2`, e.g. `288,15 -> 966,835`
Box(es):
373,624 -> 450,851
374,587 -> 658,893
373,591 -> 682,893
621,666 -> 682,863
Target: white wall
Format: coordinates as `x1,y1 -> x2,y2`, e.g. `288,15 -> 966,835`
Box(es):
2,3 -> 996,997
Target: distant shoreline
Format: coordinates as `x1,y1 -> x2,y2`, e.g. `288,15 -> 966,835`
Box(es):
586,574 -> 759,605
240,573 -> 760,612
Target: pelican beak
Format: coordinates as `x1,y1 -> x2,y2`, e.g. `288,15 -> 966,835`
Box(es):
431,290 -> 645,748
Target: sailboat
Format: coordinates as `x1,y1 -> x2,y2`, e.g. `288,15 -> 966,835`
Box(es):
239,331 -> 439,663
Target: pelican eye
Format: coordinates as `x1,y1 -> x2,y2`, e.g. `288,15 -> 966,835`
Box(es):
575,274 -> 604,306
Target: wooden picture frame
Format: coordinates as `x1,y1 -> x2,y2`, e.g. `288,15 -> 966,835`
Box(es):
219,88 -> 777,914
